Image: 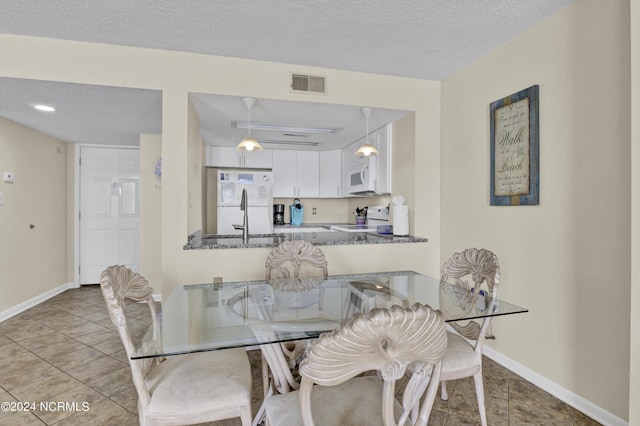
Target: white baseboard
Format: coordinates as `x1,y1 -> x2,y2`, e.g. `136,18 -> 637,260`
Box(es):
0,282 -> 77,323
1,288 -> 162,323
483,346 -> 628,426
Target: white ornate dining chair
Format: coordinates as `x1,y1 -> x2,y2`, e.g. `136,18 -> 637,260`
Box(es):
265,240 -> 328,281
265,239 -> 328,347
100,265 -> 253,426
263,303 -> 447,426
258,241 -> 330,410
438,248 -> 501,426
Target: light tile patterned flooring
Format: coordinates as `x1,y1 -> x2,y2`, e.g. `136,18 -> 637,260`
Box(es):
0,285 -> 601,425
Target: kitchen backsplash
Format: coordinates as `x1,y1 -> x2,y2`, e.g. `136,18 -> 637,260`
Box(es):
274,194 -> 391,225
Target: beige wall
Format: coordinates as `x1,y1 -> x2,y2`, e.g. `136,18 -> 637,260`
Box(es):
441,0 -> 630,420
158,70 -> 441,288
0,117 -> 68,313
4,2 -> 635,419
140,134 -> 162,293
630,0 -> 639,423
273,198 -> 350,224
389,113 -> 416,232
187,99 -> 205,234
0,35 -> 440,291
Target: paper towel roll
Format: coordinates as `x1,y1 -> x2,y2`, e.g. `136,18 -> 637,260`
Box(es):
393,205 -> 409,236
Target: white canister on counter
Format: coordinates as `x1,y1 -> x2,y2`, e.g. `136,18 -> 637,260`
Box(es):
392,205 -> 409,236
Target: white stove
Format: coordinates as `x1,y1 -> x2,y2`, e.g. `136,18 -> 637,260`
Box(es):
330,206 -> 390,233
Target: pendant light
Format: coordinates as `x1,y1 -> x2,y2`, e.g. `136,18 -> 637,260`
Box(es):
236,97 -> 263,152
355,106 -> 379,156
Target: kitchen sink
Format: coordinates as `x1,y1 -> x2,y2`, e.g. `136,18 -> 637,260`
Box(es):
275,227 -> 333,233
200,233 -> 285,245
329,225 -> 379,233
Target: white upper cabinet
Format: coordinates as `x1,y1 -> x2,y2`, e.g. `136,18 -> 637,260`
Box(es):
296,151 -> 320,197
206,146 -> 272,169
272,150 -> 319,198
272,150 -> 296,197
319,150 -> 342,197
207,124 -> 391,199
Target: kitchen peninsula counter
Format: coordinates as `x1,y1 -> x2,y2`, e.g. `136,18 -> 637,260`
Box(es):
184,226 -> 428,250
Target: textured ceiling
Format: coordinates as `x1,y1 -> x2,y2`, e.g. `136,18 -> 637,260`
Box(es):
0,0 -> 572,147
0,79 -> 162,146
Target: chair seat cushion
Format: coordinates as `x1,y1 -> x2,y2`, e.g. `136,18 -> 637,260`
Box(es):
264,375 -> 402,426
144,348 -> 252,420
441,332 -> 482,378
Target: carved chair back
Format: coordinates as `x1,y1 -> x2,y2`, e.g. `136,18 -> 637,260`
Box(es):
263,241 -> 329,391
100,265 -> 160,410
265,240 -> 328,281
298,303 -> 447,426
440,248 -> 500,350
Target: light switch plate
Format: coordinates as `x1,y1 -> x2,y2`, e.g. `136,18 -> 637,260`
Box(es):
3,172 -> 14,183
0,192 -> 4,205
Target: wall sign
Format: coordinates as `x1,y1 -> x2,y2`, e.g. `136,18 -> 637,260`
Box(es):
490,85 -> 539,206
154,157 -> 162,179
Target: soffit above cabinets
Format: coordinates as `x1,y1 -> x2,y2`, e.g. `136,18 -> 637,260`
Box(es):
190,93 -> 412,151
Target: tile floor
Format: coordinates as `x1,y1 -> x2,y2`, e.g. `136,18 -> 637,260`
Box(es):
0,285 -> 602,425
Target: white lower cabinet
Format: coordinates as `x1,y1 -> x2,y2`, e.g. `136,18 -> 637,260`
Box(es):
272,150 -> 319,198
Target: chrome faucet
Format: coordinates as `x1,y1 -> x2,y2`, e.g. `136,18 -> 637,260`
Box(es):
233,188 -> 249,244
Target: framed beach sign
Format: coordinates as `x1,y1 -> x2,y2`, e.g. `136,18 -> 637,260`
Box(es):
490,85 -> 539,206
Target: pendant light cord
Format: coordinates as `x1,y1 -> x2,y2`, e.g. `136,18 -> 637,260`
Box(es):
366,110 -> 369,140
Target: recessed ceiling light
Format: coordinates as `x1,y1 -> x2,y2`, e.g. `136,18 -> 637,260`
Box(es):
33,104 -> 56,112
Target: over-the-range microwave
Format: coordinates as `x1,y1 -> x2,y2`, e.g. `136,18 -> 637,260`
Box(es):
347,157 -> 378,196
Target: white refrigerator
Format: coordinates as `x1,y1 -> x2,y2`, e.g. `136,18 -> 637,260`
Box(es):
217,170 -> 274,235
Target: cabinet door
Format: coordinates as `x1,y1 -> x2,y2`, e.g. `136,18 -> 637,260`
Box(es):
341,144 -> 355,195
319,150 -> 342,197
208,146 -> 241,167
243,149 -> 273,168
342,141 -> 357,169
272,150 -> 297,197
296,151 -> 319,197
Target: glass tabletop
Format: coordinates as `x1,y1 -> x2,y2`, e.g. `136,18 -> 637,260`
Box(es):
132,270 -> 528,359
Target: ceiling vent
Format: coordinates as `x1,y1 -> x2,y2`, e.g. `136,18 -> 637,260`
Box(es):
290,73 -> 327,95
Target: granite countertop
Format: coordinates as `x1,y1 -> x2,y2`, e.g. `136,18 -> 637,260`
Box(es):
184,224 -> 428,250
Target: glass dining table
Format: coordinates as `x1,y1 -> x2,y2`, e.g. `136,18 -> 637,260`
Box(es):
132,270 -> 527,425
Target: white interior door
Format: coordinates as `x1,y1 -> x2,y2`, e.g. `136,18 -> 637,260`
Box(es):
80,146 -> 140,284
